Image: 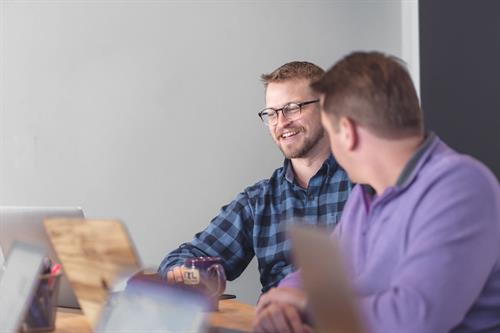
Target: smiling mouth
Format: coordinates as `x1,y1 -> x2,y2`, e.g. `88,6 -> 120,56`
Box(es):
280,129 -> 301,139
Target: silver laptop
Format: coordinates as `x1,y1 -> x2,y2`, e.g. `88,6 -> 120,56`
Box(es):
0,242 -> 46,333
0,206 -> 84,308
290,225 -> 366,333
95,280 -> 209,333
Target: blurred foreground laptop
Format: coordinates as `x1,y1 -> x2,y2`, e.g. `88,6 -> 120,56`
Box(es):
0,242 -> 45,333
0,206 -> 84,308
44,218 -> 141,329
96,275 -> 209,333
45,218 -> 241,333
290,226 -> 366,333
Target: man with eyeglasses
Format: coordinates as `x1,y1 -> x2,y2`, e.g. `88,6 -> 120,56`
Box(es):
158,61 -> 352,293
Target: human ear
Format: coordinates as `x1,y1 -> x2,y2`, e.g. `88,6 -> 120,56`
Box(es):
339,117 -> 358,151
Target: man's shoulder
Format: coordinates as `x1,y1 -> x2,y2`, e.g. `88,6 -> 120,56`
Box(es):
423,144 -> 499,194
408,144 -> 500,226
243,165 -> 285,198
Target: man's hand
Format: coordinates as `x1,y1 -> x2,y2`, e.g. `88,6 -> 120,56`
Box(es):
253,287 -> 311,333
253,302 -> 313,333
166,266 -> 185,283
256,287 -> 308,313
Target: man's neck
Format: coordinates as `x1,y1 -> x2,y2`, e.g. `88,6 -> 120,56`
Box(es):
290,145 -> 331,189
367,135 -> 425,195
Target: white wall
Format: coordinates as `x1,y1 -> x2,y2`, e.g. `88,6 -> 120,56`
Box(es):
0,0 -> 415,304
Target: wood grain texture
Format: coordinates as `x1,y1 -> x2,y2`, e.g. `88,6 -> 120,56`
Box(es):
209,299 -> 256,332
44,219 -> 141,328
54,308 -> 91,333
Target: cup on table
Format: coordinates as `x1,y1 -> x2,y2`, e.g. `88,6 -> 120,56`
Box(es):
182,257 -> 226,310
22,271 -> 62,332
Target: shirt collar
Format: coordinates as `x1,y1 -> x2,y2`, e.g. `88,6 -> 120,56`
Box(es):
395,132 -> 439,188
284,159 -> 295,183
282,154 -> 338,184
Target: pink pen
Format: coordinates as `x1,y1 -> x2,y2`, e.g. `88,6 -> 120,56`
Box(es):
48,263 -> 61,288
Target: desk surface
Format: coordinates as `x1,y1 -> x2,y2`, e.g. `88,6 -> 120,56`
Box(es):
55,299 -> 255,332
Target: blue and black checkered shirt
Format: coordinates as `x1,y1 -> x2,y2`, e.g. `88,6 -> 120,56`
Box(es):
158,155 -> 352,292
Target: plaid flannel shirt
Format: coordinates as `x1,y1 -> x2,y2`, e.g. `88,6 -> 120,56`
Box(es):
158,155 -> 352,292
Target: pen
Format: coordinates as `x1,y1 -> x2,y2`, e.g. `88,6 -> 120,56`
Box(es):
48,263 -> 61,287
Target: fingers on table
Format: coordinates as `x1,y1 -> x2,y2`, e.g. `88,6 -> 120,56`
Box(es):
253,302 -> 305,333
166,266 -> 184,283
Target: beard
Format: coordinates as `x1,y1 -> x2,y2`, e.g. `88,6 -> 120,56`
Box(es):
279,126 -> 325,159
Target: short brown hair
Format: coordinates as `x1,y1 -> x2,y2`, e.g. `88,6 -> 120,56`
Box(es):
311,52 -> 423,138
261,61 -> 324,87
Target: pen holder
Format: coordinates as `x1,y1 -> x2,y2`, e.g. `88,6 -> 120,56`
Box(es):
22,272 -> 62,332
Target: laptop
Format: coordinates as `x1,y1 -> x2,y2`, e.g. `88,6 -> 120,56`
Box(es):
96,276 -> 209,333
0,242 -> 46,333
44,218 -> 142,329
45,218 -> 218,333
290,225 -> 366,333
0,206 -> 84,308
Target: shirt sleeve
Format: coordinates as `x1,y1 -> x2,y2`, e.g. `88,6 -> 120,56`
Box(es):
277,270 -> 303,289
357,161 -> 500,333
158,190 -> 255,281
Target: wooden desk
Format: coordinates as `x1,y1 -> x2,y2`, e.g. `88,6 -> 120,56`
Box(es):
55,299 -> 255,332
54,308 -> 91,333
209,300 -> 255,332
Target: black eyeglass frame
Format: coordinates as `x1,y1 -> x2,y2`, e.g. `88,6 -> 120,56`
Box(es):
258,99 -> 320,125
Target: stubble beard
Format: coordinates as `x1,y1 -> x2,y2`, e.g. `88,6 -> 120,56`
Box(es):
279,126 -> 325,159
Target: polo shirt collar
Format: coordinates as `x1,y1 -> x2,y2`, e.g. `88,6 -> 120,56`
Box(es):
395,132 -> 439,189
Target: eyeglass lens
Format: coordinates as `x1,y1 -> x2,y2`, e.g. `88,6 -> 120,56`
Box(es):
264,103 -> 301,125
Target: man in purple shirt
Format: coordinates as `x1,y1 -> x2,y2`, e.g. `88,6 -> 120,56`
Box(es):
253,52 -> 500,333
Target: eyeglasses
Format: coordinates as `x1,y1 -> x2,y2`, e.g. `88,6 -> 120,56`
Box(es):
258,99 -> 319,126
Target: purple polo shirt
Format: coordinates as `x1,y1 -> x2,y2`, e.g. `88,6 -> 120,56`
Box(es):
280,134 -> 500,333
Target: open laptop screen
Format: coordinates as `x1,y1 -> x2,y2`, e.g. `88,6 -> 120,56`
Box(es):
96,281 -> 209,333
0,242 -> 45,333
0,206 -> 84,308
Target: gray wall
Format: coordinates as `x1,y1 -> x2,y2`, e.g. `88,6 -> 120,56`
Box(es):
0,1 -> 410,304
